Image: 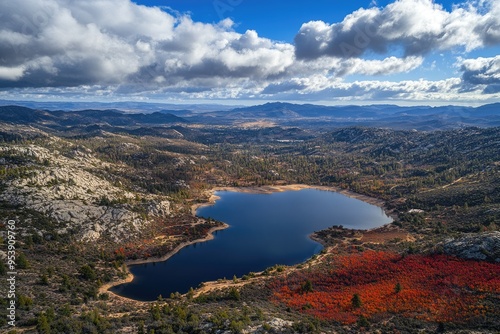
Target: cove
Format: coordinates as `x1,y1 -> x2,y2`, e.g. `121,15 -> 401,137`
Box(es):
110,188 -> 392,301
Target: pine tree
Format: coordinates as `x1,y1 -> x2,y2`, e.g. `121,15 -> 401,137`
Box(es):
301,280 -> 313,293
352,293 -> 362,308
357,315 -> 369,328
37,313 -> 51,334
17,252 -> 30,269
229,287 -> 240,301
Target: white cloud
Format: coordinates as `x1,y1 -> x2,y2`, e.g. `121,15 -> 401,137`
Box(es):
0,0 -> 294,89
0,0 -> 499,104
294,0 -> 500,59
0,0 -> 145,87
459,55 -> 500,93
333,56 -> 424,76
0,66 -> 25,81
460,56 -> 500,83
4,72 -> 500,104
0,0 -> 427,94
258,76 -> 492,103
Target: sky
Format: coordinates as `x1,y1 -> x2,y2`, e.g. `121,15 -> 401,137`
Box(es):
0,0 -> 499,105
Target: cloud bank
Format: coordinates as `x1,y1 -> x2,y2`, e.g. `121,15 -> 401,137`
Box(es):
0,0 -> 499,103
294,0 -> 500,59
0,0 -> 296,90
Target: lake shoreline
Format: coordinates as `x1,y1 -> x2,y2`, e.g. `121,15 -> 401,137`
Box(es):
191,184 -> 393,220
105,183 -> 393,300
103,222 -> 229,303
124,223 -> 230,266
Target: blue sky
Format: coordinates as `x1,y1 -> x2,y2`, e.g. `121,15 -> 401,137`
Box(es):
137,0 -> 397,42
0,0 -> 499,105
137,0 -> 451,42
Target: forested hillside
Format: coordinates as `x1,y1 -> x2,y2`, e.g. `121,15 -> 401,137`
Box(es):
0,107 -> 499,333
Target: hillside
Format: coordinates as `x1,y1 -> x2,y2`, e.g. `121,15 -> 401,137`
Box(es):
0,105 -> 188,128
0,107 -> 499,333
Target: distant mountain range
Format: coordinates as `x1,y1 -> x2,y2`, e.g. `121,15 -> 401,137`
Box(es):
0,105 -> 187,127
0,101 -> 499,131
0,99 -> 236,113
187,102 -> 500,130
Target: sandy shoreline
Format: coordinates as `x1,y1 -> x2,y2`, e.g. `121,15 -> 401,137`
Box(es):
99,271 -> 134,296
105,183 -> 392,299
102,222 -> 229,301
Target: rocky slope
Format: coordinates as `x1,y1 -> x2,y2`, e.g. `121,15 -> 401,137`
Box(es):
0,139 -> 170,242
443,231 -> 500,262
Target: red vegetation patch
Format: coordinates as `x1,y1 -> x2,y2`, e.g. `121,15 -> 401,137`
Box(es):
269,251 -> 500,324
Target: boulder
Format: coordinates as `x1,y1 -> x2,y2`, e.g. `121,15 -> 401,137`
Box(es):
147,200 -> 171,217
443,232 -> 500,262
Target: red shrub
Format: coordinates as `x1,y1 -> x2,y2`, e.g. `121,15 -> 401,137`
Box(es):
270,251 -> 500,324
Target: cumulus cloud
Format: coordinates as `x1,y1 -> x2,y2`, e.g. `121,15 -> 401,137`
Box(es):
290,55 -> 424,77
0,66 -> 25,81
0,0 -> 499,104
0,0 -> 157,87
459,55 -> 500,94
0,0 -> 433,95
294,0 -> 500,60
460,55 -> 500,85
137,20 -> 294,85
0,0 -> 294,89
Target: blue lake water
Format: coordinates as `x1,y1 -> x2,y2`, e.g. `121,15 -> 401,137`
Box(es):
110,188 -> 392,301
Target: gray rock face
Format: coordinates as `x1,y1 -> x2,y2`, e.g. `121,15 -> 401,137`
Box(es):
147,200 -> 170,217
443,232 -> 500,262
1,143 -> 170,242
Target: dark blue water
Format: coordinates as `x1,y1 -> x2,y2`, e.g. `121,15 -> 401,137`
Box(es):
110,189 -> 392,301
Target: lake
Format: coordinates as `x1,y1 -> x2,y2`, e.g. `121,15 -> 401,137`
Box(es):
110,188 -> 392,301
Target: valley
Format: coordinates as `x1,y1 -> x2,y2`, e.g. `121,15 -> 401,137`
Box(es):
0,103 -> 499,333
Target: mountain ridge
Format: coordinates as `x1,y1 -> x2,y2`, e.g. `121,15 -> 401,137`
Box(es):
0,105 -> 188,127
1,101 -> 499,131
